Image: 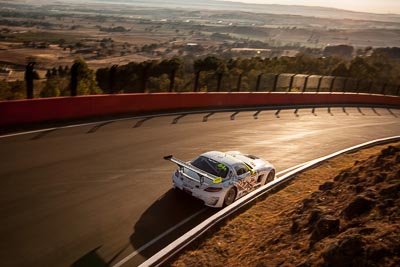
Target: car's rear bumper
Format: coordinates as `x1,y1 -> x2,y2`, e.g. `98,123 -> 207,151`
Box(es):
173,175 -> 225,207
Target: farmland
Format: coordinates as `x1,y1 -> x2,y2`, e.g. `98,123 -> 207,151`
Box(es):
1,0 -> 400,81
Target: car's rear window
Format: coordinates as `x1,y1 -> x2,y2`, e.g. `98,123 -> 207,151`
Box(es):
191,156 -> 229,178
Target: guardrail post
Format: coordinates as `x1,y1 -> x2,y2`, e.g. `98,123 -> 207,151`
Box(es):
287,74 -> 296,92
109,64 -> 118,94
194,71 -> 200,92
169,69 -> 176,93
316,76 -> 323,93
302,75 -> 311,93
329,77 -> 336,93
255,73 -> 262,92
216,72 -> 223,92
236,73 -> 243,92
381,83 -> 387,95
70,61 -> 80,96
272,73 -> 280,92
342,78 -> 348,93
25,62 -> 35,99
355,79 -> 361,93
368,81 -> 374,94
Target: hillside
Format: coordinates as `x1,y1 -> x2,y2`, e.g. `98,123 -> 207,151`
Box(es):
167,142 -> 400,266
85,0 -> 400,22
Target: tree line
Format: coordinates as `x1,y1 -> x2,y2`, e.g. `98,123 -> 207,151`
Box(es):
1,47 -> 400,100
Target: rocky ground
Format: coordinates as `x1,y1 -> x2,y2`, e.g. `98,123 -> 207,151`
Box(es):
167,142 -> 400,267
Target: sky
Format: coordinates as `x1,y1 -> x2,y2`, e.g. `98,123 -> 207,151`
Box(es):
223,0 -> 400,14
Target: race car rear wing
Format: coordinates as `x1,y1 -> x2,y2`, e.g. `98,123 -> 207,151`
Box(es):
164,155 -> 222,185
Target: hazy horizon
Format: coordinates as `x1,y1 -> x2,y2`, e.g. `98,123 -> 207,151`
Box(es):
221,0 -> 400,14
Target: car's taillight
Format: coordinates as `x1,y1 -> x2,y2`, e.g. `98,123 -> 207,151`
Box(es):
204,187 -> 223,192
175,170 -> 180,177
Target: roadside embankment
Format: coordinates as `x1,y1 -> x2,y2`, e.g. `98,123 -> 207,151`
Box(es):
167,142 -> 400,267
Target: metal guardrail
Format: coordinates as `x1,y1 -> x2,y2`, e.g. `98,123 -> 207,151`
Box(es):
139,135 -> 400,267
20,61 -> 400,98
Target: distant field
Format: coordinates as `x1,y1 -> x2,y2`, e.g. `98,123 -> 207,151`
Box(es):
0,0 -> 399,80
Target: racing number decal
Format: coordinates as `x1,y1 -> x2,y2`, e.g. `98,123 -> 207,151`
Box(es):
235,173 -> 257,193
235,179 -> 254,192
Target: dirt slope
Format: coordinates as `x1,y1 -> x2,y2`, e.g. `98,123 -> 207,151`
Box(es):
167,142 -> 400,267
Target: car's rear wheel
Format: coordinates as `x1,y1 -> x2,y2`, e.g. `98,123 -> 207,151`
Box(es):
224,187 -> 237,206
265,170 -> 275,184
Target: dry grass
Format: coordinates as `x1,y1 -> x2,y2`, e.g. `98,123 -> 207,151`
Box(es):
167,141 -> 400,267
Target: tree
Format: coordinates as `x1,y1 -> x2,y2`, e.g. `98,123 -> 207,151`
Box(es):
331,63 -> 349,77
193,56 -> 226,92
0,80 -> 12,100
373,47 -> 400,59
348,57 -> 376,80
95,67 -> 110,92
70,58 -> 102,96
154,58 -> 183,92
0,80 -> 25,100
40,78 -> 60,98
323,45 -> 354,59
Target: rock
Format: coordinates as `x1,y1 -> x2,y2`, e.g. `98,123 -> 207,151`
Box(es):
374,174 -> 386,184
296,260 -> 311,267
342,196 -> 375,220
291,219 -> 300,234
302,198 -> 314,210
307,209 -> 322,227
364,190 -> 377,200
379,183 -> 400,199
310,216 -> 340,245
374,154 -> 386,167
255,262 -> 268,267
381,145 -> 399,157
355,185 -> 364,193
322,235 -> 365,266
382,161 -> 395,171
319,182 -> 334,191
349,176 -> 361,185
334,171 -> 349,182
377,199 -> 396,216
358,227 -> 375,235
368,247 -> 390,261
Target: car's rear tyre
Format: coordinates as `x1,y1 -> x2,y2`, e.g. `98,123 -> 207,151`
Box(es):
224,187 -> 237,206
265,170 -> 275,185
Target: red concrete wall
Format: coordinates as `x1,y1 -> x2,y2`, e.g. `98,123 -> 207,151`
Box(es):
0,92 -> 399,126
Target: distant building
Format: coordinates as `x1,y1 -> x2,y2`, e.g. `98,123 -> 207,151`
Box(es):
231,48 -> 271,57
281,50 -> 299,57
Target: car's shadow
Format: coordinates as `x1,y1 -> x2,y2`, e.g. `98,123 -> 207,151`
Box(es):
130,188 -> 214,258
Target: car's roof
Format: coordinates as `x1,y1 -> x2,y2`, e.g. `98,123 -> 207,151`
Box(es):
200,151 -> 243,167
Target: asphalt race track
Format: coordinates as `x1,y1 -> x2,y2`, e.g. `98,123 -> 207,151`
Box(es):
0,106 -> 399,267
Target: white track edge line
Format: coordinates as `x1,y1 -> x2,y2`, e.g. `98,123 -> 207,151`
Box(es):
2,104 -> 397,139
111,208 -> 207,267
138,135 -> 400,267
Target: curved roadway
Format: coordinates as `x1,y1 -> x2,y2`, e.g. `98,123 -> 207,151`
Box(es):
0,106 -> 399,267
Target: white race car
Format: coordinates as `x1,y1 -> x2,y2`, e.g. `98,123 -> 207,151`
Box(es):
164,151 -> 275,208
